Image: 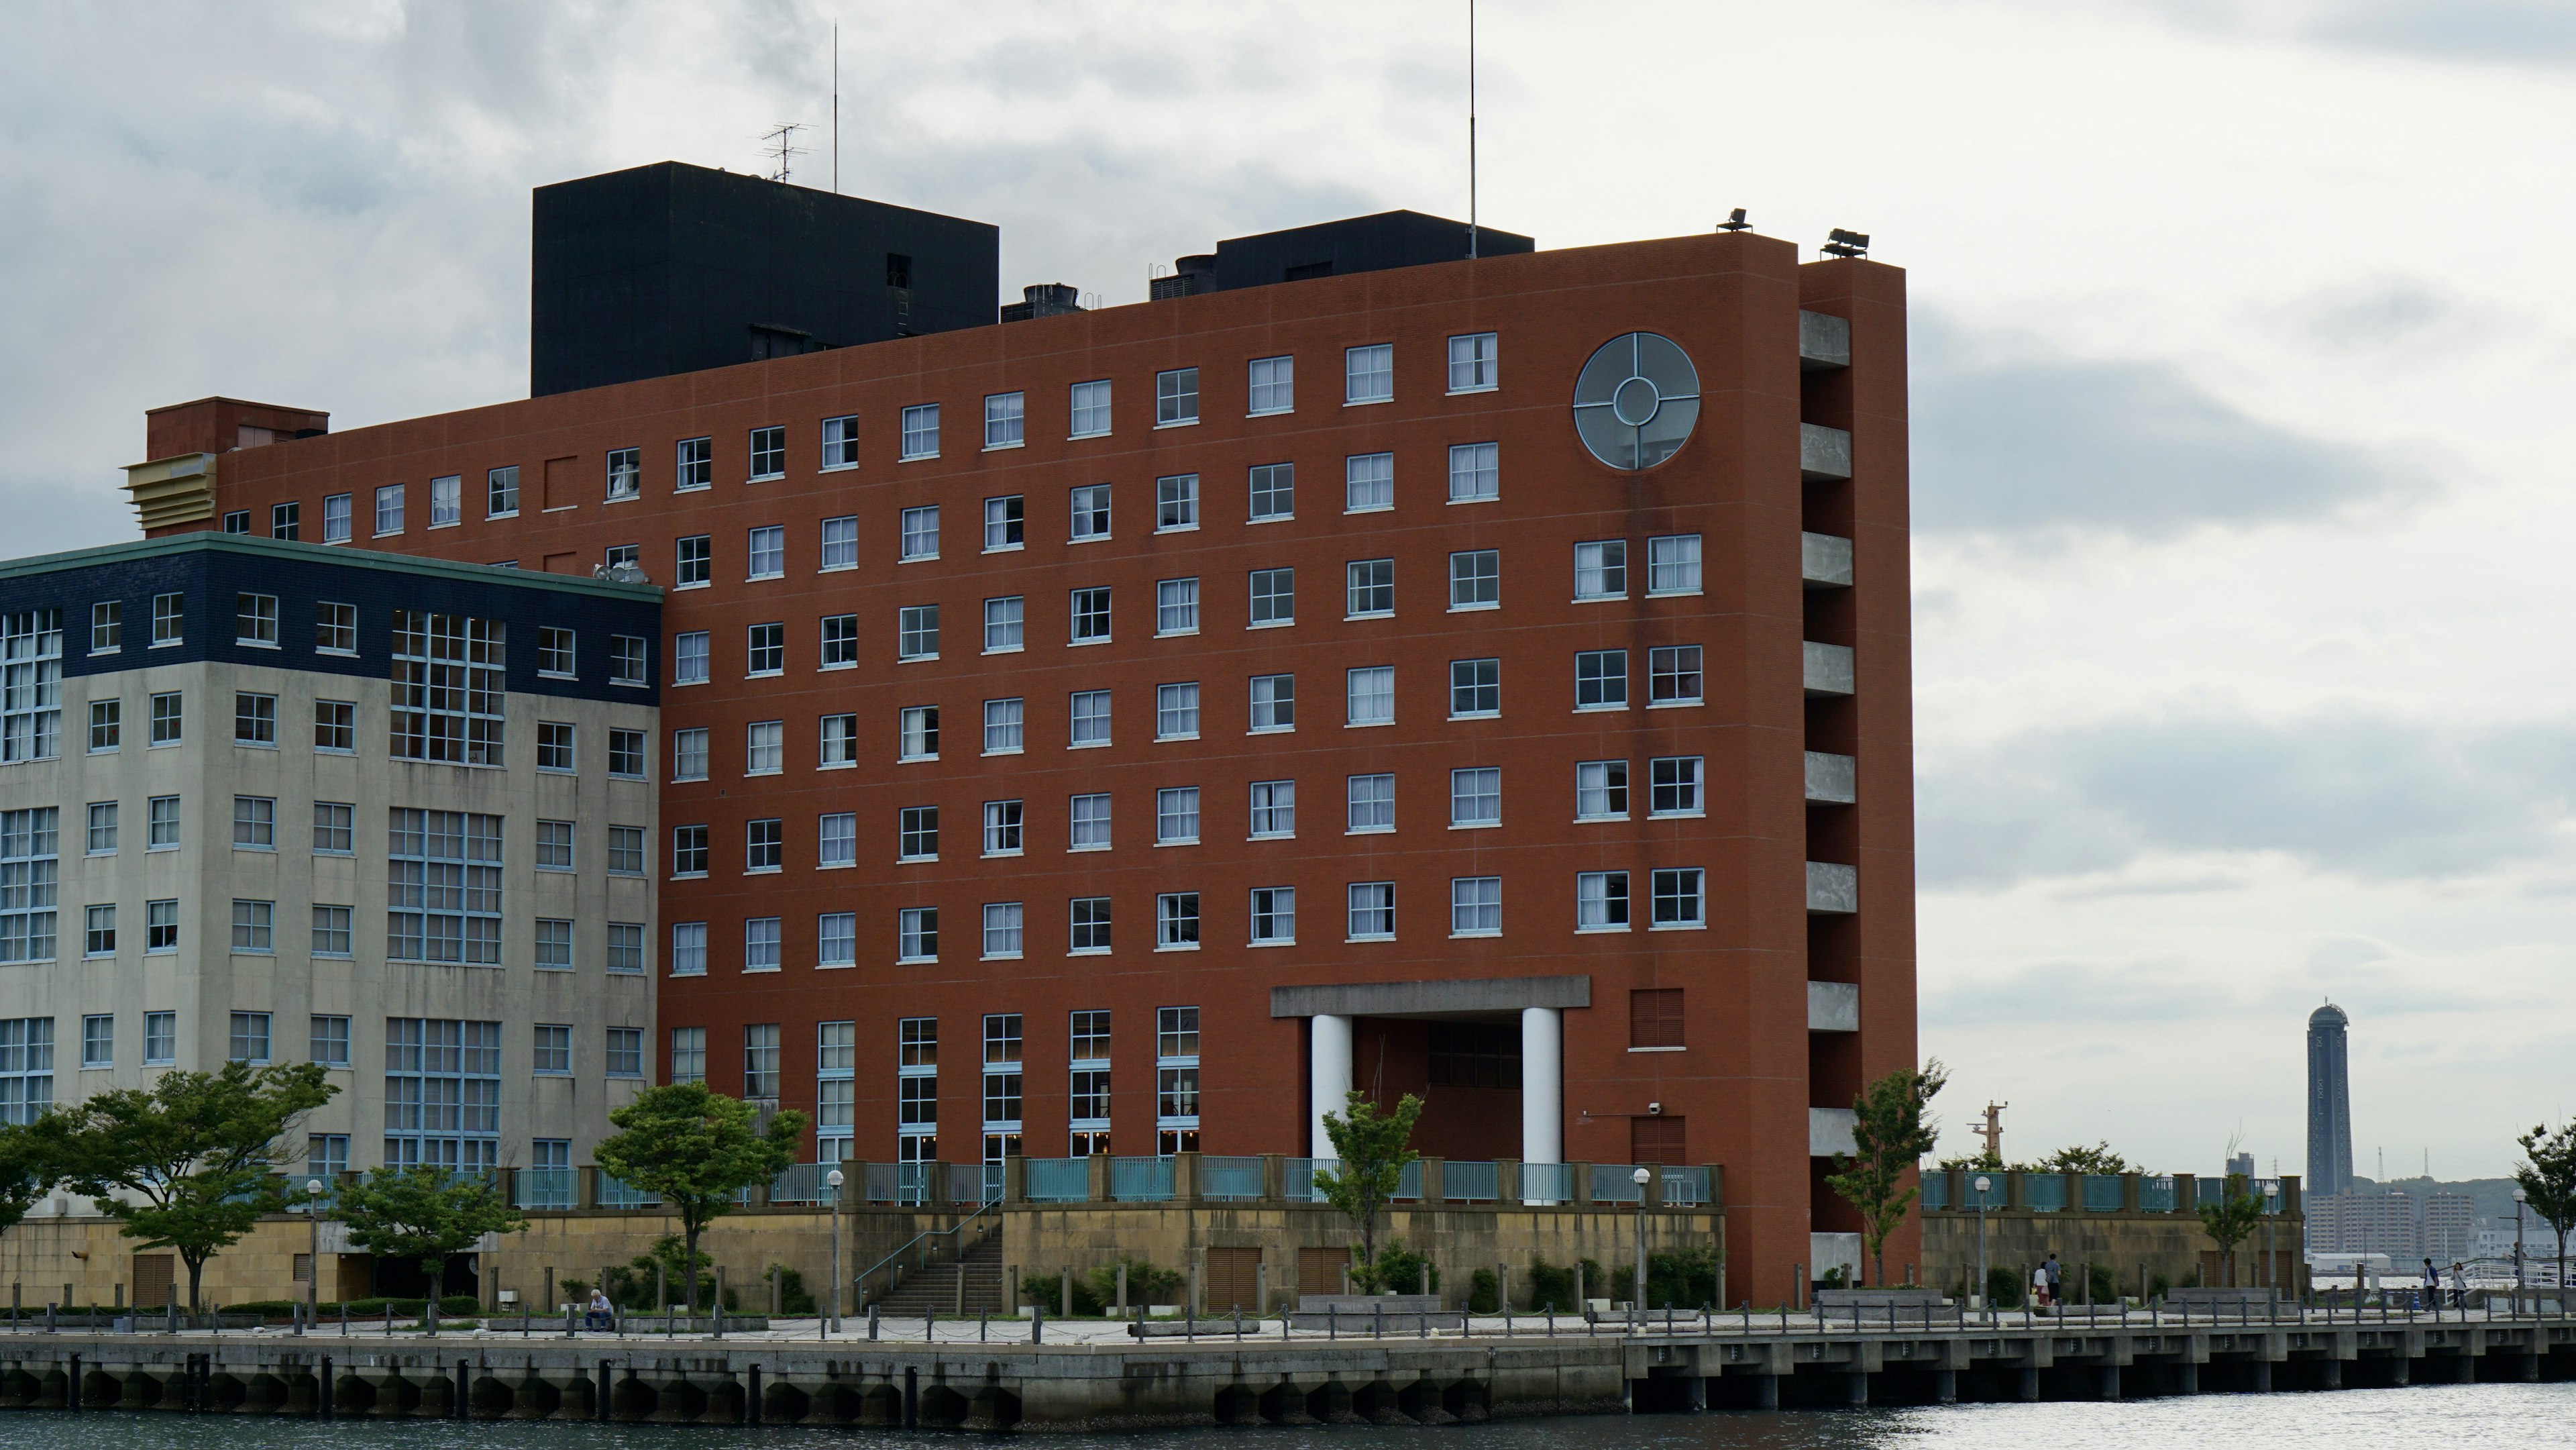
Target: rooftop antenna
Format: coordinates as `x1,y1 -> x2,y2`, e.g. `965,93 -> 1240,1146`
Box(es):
1466,0 -> 1477,260
1973,1101 -> 2006,1161
832,25 -> 840,193
759,122 -> 808,184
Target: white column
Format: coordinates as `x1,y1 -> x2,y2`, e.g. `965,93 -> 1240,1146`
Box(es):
1521,1005 -> 1562,1168
1309,1014 -> 1353,1158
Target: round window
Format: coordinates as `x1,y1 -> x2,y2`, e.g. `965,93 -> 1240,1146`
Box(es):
1572,332 -> 1701,470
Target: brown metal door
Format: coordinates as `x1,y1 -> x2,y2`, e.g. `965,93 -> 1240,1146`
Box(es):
132,1253 -> 174,1310
1204,1247 -> 1260,1314
1297,1247 -> 1347,1298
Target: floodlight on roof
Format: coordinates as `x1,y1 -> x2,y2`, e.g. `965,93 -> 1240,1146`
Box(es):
1717,208 -> 1751,232
1821,227 -> 1870,259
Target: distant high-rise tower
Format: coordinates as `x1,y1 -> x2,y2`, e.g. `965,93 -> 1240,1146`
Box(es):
2308,1003 -> 2354,1198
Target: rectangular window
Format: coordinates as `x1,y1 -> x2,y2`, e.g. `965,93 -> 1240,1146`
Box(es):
148,692 -> 181,745
84,903 -> 113,957
1347,882 -> 1395,940
1070,897 -> 1112,953
537,720 -> 575,772
605,633 -> 646,686
323,493 -> 351,543
535,819 -> 574,871
608,727 -> 646,778
1069,792 -> 1112,851
1449,658 -> 1500,718
744,919 -> 783,974
311,905 -> 354,957
746,622 -> 784,675
386,810 -> 503,965
151,592 -> 183,646
983,494 -> 1024,551
536,625 -> 576,678
311,1015 -> 352,1066
1070,586 -> 1112,643
1156,366 -> 1199,425
1577,760 -> 1630,820
486,466 -> 519,517
822,415 -> 859,470
229,1011 -> 272,1063
144,1011 -> 175,1065
148,795 -> 180,849
670,1025 -> 706,1081
1249,673 -> 1295,732
1345,452 -> 1393,512
817,612 -> 859,668
742,1022 -> 782,1097
390,611 -> 506,765
1069,690 -> 1111,747
1070,378 -> 1112,437
898,805 -> 938,862
1248,780 -> 1295,839
1450,549 -> 1501,609
233,691 -> 277,745
1574,540 -> 1628,600
232,794 -> 276,848
982,902 -> 1024,958
1345,665 -> 1394,726
1345,344 -> 1393,403
983,697 -> 1024,754
1248,462 -> 1293,521
898,705 -> 939,762
982,798 -> 1024,856
85,802 -> 115,855
1156,474 -> 1198,531
676,535 -> 711,586
984,391 -> 1024,448
1451,876 -> 1502,937
817,913 -> 856,968
1450,767 -> 1501,828
676,436 -> 713,490
608,825 -> 645,875
674,631 -> 709,684
1448,331 -> 1499,393
533,1024 -> 572,1074
1578,871 -> 1631,931
1157,892 -> 1200,949
1247,354 -> 1294,414
1155,578 -> 1199,635
532,920 -> 572,971
1576,650 -> 1629,709
1155,682 -> 1199,741
1648,533 -> 1704,595
820,514 -> 859,569
747,817 -> 785,871
1248,567 -> 1294,626
1448,442 -> 1499,502
1650,645 -> 1704,705
1250,886 -> 1295,943
746,525 -> 786,579
87,699 -> 116,753
1156,786 -> 1199,845
818,811 -> 857,867
900,403 -> 940,460
1347,773 -> 1395,833
272,501 -> 302,539
314,700 -> 354,753
749,425 -> 786,480
1651,868 -> 1706,929
146,898 -> 177,952
1346,559 -> 1394,617
91,600 -> 121,653
231,899 -> 274,953
898,605 -> 939,660
374,484 -> 404,535
745,719 -> 783,774
605,448 -> 641,501
899,907 -> 939,962
1650,756 -> 1707,817
83,1013 -> 112,1068
670,922 -> 707,977
900,505 -> 940,561
235,592 -> 278,645
1069,483 -> 1111,541
672,727 -> 708,781
820,713 -> 859,766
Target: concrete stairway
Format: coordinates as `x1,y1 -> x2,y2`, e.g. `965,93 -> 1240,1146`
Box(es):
868,1237 -> 1009,1316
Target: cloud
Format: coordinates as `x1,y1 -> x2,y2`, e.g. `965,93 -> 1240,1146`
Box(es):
2279,278 -> 2483,351
2101,1 -> 2576,69
1909,315 -> 2418,539
1919,708 -> 2576,889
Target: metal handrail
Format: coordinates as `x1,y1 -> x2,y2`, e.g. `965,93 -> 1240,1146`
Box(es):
853,1196 -> 1000,1307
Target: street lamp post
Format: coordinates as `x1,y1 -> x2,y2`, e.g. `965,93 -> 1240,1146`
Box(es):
1630,1166 -> 1651,1331
305,1178 -> 325,1327
1973,1176 -> 1992,1323
2514,1188 -> 2528,1312
826,1168 -> 846,1337
2263,1182 -> 2279,1306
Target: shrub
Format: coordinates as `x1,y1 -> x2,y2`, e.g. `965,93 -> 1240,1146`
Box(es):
2149,1272 -> 2172,1301
1525,1256 -> 1578,1312
2086,1264 -> 2119,1304
1086,1257 -> 1185,1310
769,1264 -> 815,1315
1020,1272 -> 1106,1316
1646,1247 -> 1721,1310
1466,1268 -> 1500,1314
1983,1266 -> 2023,1308
1365,1241 -> 1438,1295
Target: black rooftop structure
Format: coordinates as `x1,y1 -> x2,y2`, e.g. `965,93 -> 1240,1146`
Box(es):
531,161 -> 998,398
1175,210 -> 1533,295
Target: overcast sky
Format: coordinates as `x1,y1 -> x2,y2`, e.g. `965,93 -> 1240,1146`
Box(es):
5,0 -> 2569,1181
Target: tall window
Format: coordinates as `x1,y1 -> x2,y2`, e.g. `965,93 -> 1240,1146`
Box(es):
816,1021 -> 855,1159
1069,1011 -> 1110,1155
1448,442 -> 1499,501
390,611 -> 506,766
1248,355 -> 1293,414
85,698 -> 117,752
1157,474 -> 1197,531
0,1019 -> 53,1123
0,611 -> 62,764
229,1011 -> 274,1063
676,436 -> 713,490
747,622 -> 784,674
1155,1006 -> 1200,1154
822,613 -> 860,667
383,1018 -> 500,1169
670,922 -> 706,977
900,403 -> 940,460
607,1029 -> 643,1076
1346,452 -> 1393,512
676,535 -> 711,586
821,713 -> 859,766
898,605 -> 939,660
823,808 -> 861,867
1070,379 -> 1112,437
984,391 -> 1024,448
898,1017 -> 938,1173
1448,331 -> 1499,392
152,593 -> 182,646
670,1026 -> 706,1084
899,907 -> 938,962
374,484 -> 404,535
673,727 -> 708,781
900,706 -> 938,762
745,917 -> 782,970
982,799 -> 1024,856
236,592 -> 278,645
983,697 -> 1024,754
1156,367 -> 1199,425
0,810 -> 58,963
1069,794 -> 1111,850
605,449 -> 640,500
1651,756 -> 1706,817
1157,892 -> 1200,949
90,600 -> 120,652
1346,666 -> 1395,726
1071,897 -> 1112,953
387,810 -> 502,965
486,466 -> 519,517
323,493 -> 351,542
674,631 -> 709,685
311,1015 -> 352,1066
1651,868 -> 1706,929
822,416 -> 859,470
982,902 -> 1024,958
899,806 -> 938,862
743,1023 -> 782,1101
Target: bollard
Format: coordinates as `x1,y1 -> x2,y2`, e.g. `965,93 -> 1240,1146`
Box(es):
45,1301 -> 55,1334
747,1365 -> 762,1427
1031,1304 -> 1043,1344
869,1303 -> 879,1341
320,1356 -> 333,1419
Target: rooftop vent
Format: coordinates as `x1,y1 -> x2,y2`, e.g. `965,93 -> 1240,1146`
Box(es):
1000,282 -> 1085,323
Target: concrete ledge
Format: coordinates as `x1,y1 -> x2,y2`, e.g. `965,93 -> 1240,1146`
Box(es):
1271,976 -> 1590,1019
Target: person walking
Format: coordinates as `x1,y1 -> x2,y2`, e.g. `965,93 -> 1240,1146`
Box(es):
2030,1264 -> 2050,1312
2044,1254 -> 2063,1310
2421,1259 -> 2439,1313
2449,1262 -> 2467,1310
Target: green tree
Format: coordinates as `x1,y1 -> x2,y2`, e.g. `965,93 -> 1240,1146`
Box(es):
2196,1173 -> 2265,1286
1825,1059 -> 1948,1287
591,1082 -> 805,1312
1313,1090 -> 1423,1291
332,1165 -> 526,1325
36,1061 -> 335,1310
2514,1119 -> 2576,1293
0,1123 -> 59,1234
2032,1141 -> 2142,1175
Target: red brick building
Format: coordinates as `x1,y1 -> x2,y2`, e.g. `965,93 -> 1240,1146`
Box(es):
143,201 -> 1915,1305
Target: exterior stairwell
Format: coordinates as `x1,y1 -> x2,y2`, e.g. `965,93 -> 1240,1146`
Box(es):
866,1236 -> 1009,1316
